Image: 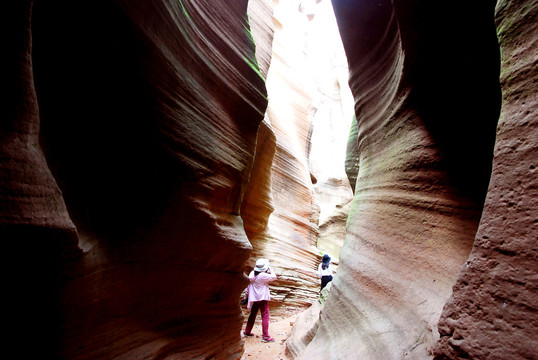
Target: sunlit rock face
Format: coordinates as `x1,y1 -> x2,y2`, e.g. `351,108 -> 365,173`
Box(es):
244,0 -> 354,318
249,0 -> 321,316
4,0 -> 267,358
317,196 -> 351,262
247,0 -> 275,81
301,0 -> 355,262
434,1 -> 538,358
240,0 -> 276,272
292,0 -> 503,358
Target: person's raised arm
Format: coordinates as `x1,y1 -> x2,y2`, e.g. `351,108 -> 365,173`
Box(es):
266,266 -> 277,281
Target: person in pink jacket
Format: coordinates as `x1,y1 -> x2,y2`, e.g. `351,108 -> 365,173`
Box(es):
243,258 -> 277,342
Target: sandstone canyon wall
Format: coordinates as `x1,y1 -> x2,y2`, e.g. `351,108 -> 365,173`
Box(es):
302,0 -> 355,262
249,0 -> 321,314
286,0 -> 536,359
243,0 -> 354,317
4,0 -> 269,359
434,0 -> 538,358
4,0 -> 535,359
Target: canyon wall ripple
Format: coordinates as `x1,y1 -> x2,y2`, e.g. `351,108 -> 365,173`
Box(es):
292,0 -> 504,358
4,0 -> 268,358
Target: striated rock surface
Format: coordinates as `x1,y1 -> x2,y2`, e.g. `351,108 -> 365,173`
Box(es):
291,0 -> 503,359
303,0 -> 355,263
285,282 -> 331,358
345,116 -> 360,193
317,197 -> 351,261
247,0 -> 275,81
252,0 -> 321,315
243,0 -> 354,317
434,1 -> 538,358
2,2 -> 80,356
5,0 -> 268,358
240,0 -> 276,271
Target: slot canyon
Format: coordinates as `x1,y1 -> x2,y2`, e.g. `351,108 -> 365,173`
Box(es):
1,0 -> 536,359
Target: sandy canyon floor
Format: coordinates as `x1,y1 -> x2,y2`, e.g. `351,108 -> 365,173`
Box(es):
240,313 -> 299,360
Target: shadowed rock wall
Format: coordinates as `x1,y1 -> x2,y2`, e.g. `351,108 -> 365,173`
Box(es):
4,0 -> 268,358
2,2 -> 79,357
290,0 -> 504,358
434,0 -> 538,358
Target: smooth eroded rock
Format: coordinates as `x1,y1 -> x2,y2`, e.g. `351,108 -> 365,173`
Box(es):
293,0 -> 502,358
434,0 -> 538,358
5,0 -> 268,358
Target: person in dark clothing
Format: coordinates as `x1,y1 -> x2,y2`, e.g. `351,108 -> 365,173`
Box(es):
318,254 -> 333,290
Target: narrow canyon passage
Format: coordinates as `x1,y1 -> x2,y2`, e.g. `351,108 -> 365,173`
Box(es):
2,0 -> 536,360
241,0 -> 355,321
240,2 -> 354,357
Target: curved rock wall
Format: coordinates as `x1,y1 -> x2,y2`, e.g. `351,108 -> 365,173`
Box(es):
5,0 -> 268,358
244,0 -> 355,317
254,0 -> 322,315
292,0 -> 503,358
303,0 -> 355,262
2,2 -> 79,356
7,0 -> 532,359
240,0 -> 276,272
434,0 -> 538,358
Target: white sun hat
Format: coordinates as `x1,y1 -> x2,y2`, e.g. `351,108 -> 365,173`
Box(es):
255,258 -> 269,272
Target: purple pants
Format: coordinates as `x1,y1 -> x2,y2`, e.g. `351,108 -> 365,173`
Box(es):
244,300 -> 270,337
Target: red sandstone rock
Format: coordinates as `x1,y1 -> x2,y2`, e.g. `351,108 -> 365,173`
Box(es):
0,1 -> 74,232
290,0 -> 507,358
434,1 -> 538,358
4,0 -> 267,358
2,2 -> 79,354
7,0 -> 534,359
285,292 -> 323,358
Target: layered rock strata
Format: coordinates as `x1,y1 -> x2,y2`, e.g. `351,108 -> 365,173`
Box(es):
243,0 -> 353,317
253,0 -> 322,311
2,3 -> 79,356
302,0 -> 355,262
290,0 -> 503,358
316,198 -> 351,262
243,0 -> 354,317
434,0 -> 538,358
5,0 -> 268,358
